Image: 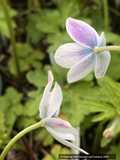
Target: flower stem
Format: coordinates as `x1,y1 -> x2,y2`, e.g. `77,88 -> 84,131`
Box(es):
94,46 -> 120,54
0,0 -> 21,82
0,121 -> 45,160
103,0 -> 109,31
110,115 -> 120,131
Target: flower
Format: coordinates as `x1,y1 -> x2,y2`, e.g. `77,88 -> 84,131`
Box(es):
39,70 -> 88,155
54,17 -> 111,83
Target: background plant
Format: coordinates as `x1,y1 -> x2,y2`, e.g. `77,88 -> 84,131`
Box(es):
0,0 -> 120,160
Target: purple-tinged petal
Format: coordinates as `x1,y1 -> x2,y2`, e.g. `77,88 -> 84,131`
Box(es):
39,70 -> 53,119
54,43 -> 93,68
46,125 -> 89,155
95,51 -> 111,78
98,32 -> 106,47
66,17 -> 100,48
67,52 -> 96,83
43,118 -> 78,138
44,118 -> 76,141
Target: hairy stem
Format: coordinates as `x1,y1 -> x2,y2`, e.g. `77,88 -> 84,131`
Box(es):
94,46 -> 120,54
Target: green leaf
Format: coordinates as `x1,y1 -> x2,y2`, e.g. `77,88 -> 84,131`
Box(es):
36,10 -> 60,33
62,90 -> 89,126
5,107 -> 16,125
11,43 -> 45,71
27,88 -> 42,98
71,81 -> 101,101
29,50 -> 45,60
0,96 -> 10,112
42,145 -> 70,160
97,76 -> 120,112
26,70 -> 48,88
107,144 -> 120,160
47,32 -> 73,53
12,103 -> 23,116
8,57 -> 29,75
106,51 -> 120,80
59,0 -> 80,28
24,97 -> 41,117
15,43 -> 34,57
26,14 -> 44,44
104,32 -> 120,45
92,112 -> 116,122
16,116 -> 37,129
5,87 -> 23,105
51,145 -> 70,159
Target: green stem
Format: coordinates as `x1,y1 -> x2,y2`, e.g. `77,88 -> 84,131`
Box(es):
34,0 -> 41,12
0,121 -> 44,160
0,0 -> 21,81
94,46 -> 120,54
103,0 -> 109,31
27,0 -> 32,19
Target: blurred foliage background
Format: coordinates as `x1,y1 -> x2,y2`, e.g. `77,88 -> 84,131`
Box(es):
0,0 -> 120,159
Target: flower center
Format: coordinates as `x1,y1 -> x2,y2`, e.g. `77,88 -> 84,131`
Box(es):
44,104 -> 49,117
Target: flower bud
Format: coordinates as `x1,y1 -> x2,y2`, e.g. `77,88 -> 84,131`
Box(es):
103,128 -> 113,139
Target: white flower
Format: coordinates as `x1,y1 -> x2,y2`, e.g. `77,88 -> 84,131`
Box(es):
39,70 -> 88,154
54,17 -> 111,83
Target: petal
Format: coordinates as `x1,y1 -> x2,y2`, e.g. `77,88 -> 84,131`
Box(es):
67,52 -> 96,83
41,83 -> 63,119
66,17 -> 99,48
54,43 -> 93,68
43,118 -> 78,141
43,118 -> 77,141
46,125 -> 89,155
39,70 -> 54,119
98,32 -> 106,47
95,51 -> 111,78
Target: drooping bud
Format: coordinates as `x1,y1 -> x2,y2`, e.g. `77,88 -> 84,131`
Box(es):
103,128 -> 113,139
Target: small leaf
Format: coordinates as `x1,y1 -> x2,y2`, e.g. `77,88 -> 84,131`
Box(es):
26,70 -> 48,88
5,87 -> 23,105
15,43 -> 34,57
8,58 -> 29,75
24,97 -> 41,117
36,10 -> 60,33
